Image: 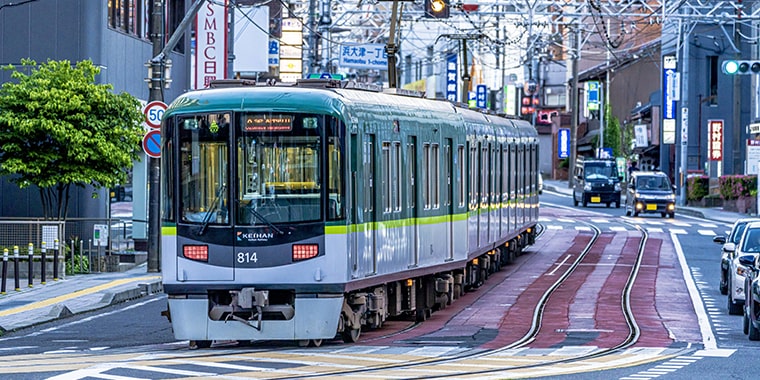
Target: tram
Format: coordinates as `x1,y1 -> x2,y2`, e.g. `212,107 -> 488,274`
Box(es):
160,79 -> 539,347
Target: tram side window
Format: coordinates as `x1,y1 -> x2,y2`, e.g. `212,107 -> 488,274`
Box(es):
327,118 -> 344,220
422,143 -> 430,209
469,145 -> 477,209
382,142 -> 391,213
178,113 -> 230,225
431,143 -> 439,209
457,145 -> 465,208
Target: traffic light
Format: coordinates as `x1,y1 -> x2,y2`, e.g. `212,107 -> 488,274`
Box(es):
424,0 -> 450,19
722,60 -> 760,75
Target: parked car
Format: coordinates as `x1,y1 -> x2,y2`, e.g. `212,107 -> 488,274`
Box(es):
713,218 -> 760,295
741,253 -> 760,339
724,222 -> 760,315
624,171 -> 676,218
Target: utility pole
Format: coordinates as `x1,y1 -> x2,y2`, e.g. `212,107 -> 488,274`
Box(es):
386,0 -> 401,88
147,0 -> 164,273
569,24 -> 580,188
145,0 -> 206,272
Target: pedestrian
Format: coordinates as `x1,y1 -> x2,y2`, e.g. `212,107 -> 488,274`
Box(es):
628,160 -> 639,177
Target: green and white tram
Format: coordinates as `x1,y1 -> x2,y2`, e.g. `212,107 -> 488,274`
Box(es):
160,79 -> 539,347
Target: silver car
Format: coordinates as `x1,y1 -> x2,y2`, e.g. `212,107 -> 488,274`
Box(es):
713,218 -> 760,295
723,221 -> 760,315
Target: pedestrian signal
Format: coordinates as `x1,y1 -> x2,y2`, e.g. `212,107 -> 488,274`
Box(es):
722,60 -> 760,75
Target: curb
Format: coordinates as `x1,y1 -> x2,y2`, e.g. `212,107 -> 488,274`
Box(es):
0,279 -> 163,333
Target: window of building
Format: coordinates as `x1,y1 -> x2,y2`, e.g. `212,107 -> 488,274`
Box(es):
708,55 -> 718,106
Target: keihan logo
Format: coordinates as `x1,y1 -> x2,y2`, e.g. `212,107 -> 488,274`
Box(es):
237,231 -> 274,241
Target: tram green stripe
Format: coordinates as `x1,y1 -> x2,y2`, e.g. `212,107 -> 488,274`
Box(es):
326,212 -> 469,235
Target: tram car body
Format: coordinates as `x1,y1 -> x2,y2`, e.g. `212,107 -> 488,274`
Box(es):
160,79 -> 539,346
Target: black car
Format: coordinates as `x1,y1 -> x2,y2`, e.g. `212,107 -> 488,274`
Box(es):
572,158 -> 622,208
625,171 -> 676,218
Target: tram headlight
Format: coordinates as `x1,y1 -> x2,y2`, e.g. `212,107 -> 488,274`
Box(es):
183,245 -> 208,262
293,244 -> 319,261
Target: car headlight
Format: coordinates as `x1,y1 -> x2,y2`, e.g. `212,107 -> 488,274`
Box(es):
667,194 -> 675,201
584,183 -> 591,191
614,183 -> 621,191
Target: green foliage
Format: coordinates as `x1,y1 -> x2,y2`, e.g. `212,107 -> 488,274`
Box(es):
686,175 -> 709,201
0,59 -> 144,219
719,175 -> 757,200
66,254 -> 90,275
603,104 -> 622,157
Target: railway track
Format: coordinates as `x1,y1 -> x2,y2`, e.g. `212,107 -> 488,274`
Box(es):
255,212 -> 654,379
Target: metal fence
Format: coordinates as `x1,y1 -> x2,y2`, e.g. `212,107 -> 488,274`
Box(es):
0,217 -> 135,274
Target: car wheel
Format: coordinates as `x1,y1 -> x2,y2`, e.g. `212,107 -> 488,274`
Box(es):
633,210 -> 639,217
625,208 -> 631,216
728,290 -> 744,315
573,194 -> 579,207
744,311 -> 750,335
661,212 -> 666,218
615,201 -> 620,209
720,271 -> 728,295
749,318 -> 760,341
606,202 -> 611,208
582,197 -> 588,207
668,212 -> 675,218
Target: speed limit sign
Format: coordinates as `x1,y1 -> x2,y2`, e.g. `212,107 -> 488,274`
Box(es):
143,101 -> 167,129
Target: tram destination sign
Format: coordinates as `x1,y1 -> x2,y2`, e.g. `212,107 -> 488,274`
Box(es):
339,43 -> 388,70
245,115 -> 293,132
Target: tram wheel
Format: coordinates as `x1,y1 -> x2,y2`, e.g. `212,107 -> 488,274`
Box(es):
310,339 -> 323,347
342,328 -> 361,343
297,339 -> 310,347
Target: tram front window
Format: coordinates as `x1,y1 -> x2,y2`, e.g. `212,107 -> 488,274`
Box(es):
178,113 -> 230,226
237,113 -> 324,225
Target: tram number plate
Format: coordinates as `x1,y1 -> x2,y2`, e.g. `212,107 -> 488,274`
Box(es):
591,196 -> 601,203
646,204 -> 657,210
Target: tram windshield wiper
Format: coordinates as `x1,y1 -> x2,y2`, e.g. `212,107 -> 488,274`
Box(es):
247,207 -> 284,235
198,184 -> 226,236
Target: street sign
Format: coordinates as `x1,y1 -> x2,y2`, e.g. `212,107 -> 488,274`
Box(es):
476,84 -> 487,109
93,224 -> 109,247
143,130 -> 161,158
143,101 -> 167,129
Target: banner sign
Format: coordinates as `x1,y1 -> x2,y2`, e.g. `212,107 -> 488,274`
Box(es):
195,0 -> 228,89
446,54 -> 458,102
558,128 -> 570,159
708,119 -> 724,161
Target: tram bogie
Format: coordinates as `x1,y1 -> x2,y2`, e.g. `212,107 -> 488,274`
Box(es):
160,79 -> 539,347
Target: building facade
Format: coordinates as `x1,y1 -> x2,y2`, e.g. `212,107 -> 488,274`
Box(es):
0,0 -> 192,246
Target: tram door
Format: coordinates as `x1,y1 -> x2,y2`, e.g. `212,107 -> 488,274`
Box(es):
350,133 -> 359,277
408,137 -> 418,267
367,134 -> 377,274
444,139 -> 454,260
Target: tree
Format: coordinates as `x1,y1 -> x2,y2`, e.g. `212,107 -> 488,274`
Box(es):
0,59 -> 144,220
603,104 -> 622,157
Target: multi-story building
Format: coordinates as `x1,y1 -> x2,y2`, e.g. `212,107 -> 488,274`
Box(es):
0,0 -> 192,249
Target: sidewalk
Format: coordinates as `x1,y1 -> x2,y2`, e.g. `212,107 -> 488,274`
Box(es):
0,263 -> 161,333
543,179 -> 749,225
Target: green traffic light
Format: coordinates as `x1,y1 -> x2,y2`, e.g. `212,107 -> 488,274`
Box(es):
723,60 -> 739,74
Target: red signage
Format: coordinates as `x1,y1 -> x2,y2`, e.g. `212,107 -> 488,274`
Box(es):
708,119 -> 723,161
